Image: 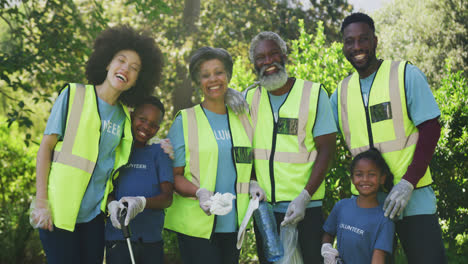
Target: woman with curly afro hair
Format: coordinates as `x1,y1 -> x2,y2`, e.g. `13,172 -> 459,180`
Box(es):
30,25 -> 163,264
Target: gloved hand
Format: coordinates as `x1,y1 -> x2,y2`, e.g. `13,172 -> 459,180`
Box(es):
160,138 -> 174,160
321,243 -> 339,264
281,189 -> 311,226
249,180 -> 266,201
196,188 -> 212,216
29,198 -> 54,231
225,88 -> 248,114
120,196 -> 146,226
383,179 -> 414,219
107,200 -> 126,229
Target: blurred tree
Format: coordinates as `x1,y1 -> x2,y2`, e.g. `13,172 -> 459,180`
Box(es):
373,0 -> 467,86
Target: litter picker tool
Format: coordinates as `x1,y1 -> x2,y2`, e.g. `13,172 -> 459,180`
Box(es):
119,202 -> 136,264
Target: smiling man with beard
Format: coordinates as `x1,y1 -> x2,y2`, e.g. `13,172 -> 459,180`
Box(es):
243,31 -> 337,264
330,13 -> 446,264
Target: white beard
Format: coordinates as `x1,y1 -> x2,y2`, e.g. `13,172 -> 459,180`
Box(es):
258,64 -> 288,92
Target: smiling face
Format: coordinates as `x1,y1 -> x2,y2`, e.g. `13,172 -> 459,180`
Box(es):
351,158 -> 386,197
105,49 -> 141,93
131,104 -> 161,147
342,22 -> 379,78
199,59 -> 229,103
253,39 -> 288,92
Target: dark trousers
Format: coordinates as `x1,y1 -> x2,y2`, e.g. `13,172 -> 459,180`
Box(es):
254,206 -> 324,264
396,214 -> 447,264
106,240 -> 164,264
177,232 -> 240,264
39,214 -> 105,264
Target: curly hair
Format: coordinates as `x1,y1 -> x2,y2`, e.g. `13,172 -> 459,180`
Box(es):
341,12 -> 375,34
189,47 -> 233,87
249,31 -> 287,62
85,25 -> 163,107
350,148 -> 394,192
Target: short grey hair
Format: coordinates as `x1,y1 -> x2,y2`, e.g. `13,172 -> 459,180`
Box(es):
249,31 -> 287,62
189,46 -> 233,86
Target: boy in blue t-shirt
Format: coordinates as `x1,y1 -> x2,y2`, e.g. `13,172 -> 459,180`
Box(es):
105,96 -> 173,264
322,148 -> 395,264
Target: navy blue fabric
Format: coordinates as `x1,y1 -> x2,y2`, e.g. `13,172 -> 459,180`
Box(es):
105,143 -> 173,242
105,240 -> 164,264
177,232 -> 239,264
39,214 -> 105,264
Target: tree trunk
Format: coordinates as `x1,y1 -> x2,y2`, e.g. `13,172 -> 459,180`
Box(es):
172,0 -> 200,116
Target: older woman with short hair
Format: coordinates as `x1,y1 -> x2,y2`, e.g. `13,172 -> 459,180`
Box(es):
165,47 -> 253,264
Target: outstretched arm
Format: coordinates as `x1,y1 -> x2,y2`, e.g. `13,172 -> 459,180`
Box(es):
305,133 -> 336,195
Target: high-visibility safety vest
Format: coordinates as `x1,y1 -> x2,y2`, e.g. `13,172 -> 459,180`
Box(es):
164,105 -> 253,239
48,83 -> 133,231
337,60 -> 432,194
246,79 -> 325,203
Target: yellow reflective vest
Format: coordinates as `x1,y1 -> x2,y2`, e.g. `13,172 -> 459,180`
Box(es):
164,105 -> 253,239
48,83 -> 133,231
246,79 -> 325,203
337,61 -> 432,194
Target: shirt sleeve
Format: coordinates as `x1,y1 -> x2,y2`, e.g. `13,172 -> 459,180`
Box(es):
329,88 -> 341,134
323,200 -> 341,236
312,87 -> 338,137
155,144 -> 174,183
44,86 -> 69,139
405,64 -> 441,126
374,218 -> 395,254
167,114 -> 186,167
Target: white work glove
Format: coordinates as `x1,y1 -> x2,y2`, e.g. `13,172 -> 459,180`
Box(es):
281,189 -> 311,226
160,138 -> 174,160
120,196 -> 146,226
196,188 -> 212,216
249,180 -> 266,201
321,243 -> 339,264
29,197 -> 54,231
107,200 -> 126,229
383,179 -> 414,219
225,88 -> 248,114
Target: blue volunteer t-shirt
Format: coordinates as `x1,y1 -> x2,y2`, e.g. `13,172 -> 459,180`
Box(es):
45,86 -> 126,223
329,64 -> 440,217
323,197 -> 395,264
105,143 -> 173,242
167,107 -> 238,233
267,87 -> 337,213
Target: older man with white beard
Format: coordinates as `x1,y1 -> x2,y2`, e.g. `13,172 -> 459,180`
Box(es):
243,31 -> 337,264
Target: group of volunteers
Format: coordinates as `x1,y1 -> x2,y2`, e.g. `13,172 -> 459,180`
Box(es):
29,12 -> 446,264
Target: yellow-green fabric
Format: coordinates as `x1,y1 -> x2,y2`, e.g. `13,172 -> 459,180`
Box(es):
164,105 -> 252,239
246,79 -> 325,203
337,61 -> 432,195
48,83 -> 132,231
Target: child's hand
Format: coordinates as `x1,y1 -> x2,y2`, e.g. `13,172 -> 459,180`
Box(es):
29,197 -> 54,231
321,243 -> 339,264
120,196 -> 146,226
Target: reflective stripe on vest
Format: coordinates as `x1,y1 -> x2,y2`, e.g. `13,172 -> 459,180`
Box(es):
246,79 -> 325,203
338,61 -> 432,193
164,105 -> 253,239
48,83 -> 132,231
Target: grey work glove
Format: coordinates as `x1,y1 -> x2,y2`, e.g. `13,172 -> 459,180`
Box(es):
107,200 -> 126,229
225,88 -> 248,114
321,243 -> 339,264
196,188 -> 212,216
281,189 -> 311,226
383,179 -> 414,219
249,180 -> 266,201
120,196 -> 146,226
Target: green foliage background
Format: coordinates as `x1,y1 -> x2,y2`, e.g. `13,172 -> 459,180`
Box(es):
0,0 -> 466,263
